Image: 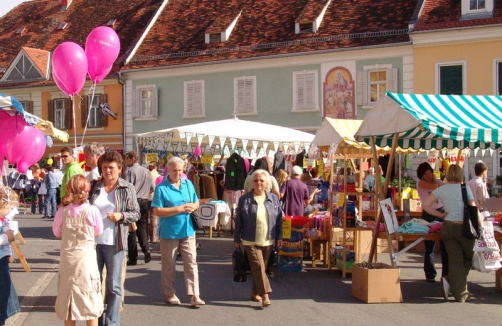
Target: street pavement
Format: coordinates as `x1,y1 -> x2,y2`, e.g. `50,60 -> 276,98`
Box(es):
5,213 -> 502,326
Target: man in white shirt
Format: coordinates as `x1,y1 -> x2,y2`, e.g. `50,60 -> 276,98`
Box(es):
84,142 -> 105,182
467,161 -> 490,216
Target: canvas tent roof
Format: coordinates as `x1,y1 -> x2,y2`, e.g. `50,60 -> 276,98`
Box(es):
0,93 -> 69,142
356,92 -> 502,150
135,117 -> 315,155
312,117 -> 421,156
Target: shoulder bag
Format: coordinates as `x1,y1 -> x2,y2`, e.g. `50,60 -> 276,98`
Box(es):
186,180 -> 203,230
461,183 -> 480,239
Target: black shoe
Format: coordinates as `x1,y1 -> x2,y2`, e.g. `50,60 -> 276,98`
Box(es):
145,252 -> 151,263
50,216 -> 55,219
41,216 -> 47,219
127,260 -> 137,266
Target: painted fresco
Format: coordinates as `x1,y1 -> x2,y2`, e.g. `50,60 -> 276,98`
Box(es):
323,66 -> 356,119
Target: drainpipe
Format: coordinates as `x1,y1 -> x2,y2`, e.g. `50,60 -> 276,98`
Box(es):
118,71 -> 126,153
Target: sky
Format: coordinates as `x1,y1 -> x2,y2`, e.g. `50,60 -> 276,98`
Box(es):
0,0 -> 31,19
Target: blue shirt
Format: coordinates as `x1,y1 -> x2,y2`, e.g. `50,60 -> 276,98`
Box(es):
151,178 -> 198,239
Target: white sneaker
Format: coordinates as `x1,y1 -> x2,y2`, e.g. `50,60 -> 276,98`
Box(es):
190,296 -> 205,307
441,277 -> 450,301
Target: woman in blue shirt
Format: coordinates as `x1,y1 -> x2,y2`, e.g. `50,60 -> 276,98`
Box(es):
152,156 -> 205,308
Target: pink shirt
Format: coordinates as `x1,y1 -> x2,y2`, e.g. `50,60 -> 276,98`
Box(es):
52,203 -> 103,238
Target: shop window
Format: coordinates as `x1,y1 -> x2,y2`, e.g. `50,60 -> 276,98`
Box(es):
133,85 -> 158,120
183,80 -> 205,118
292,70 -> 319,112
357,64 -> 398,108
437,63 -> 465,95
81,94 -> 108,128
48,98 -> 72,130
234,76 -> 257,115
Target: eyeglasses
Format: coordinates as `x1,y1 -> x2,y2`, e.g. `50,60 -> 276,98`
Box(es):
61,155 -> 69,158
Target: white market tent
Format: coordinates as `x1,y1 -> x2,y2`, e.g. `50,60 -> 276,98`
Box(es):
135,117 -> 315,156
355,91 -> 502,263
0,93 -> 69,142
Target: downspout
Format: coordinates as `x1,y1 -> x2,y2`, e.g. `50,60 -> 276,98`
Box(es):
118,72 -> 126,152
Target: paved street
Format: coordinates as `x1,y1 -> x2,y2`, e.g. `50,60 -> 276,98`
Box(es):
5,213 -> 502,326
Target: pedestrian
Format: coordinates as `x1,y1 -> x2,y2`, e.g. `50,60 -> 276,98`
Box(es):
234,169 -> 283,308
416,162 -> 447,283
281,166 -> 319,216
42,164 -> 58,219
29,163 -> 44,215
151,156 -> 205,307
59,147 -> 84,207
52,175 -> 104,326
0,186 -> 21,326
422,165 -> 479,303
123,151 -> 152,265
84,142 -> 105,182
89,151 -> 140,325
148,161 -> 160,243
467,161 -> 490,216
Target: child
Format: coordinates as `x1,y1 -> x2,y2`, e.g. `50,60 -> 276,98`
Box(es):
0,185 -> 21,326
52,175 -> 104,326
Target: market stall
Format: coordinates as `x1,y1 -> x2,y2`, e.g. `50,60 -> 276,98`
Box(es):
355,91 -> 502,263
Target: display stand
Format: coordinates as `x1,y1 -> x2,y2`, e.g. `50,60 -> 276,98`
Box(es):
328,153 -> 379,277
9,232 -> 31,272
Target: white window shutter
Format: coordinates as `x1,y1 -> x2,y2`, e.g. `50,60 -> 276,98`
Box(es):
193,82 -> 202,115
356,70 -> 368,105
132,90 -> 139,118
296,74 -> 305,108
237,79 -> 245,113
305,73 -> 314,109
186,83 -> 194,116
152,87 -> 158,118
388,68 -> 398,94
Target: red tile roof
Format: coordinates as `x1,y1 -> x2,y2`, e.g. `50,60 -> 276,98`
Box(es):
124,0 -> 419,70
414,0 -> 502,31
297,0 -> 331,23
0,0 -> 161,86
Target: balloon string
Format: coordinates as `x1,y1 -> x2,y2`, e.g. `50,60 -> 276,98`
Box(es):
72,96 -> 77,150
80,83 -> 96,147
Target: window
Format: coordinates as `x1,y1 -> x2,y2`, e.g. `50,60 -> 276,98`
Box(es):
234,76 -> 257,115
356,64 -> 398,107
292,70 -> 319,112
19,100 -> 33,114
3,54 -> 41,82
133,85 -> 158,119
497,61 -> 502,96
437,63 -> 465,95
81,94 -> 108,128
48,98 -> 72,129
461,0 -> 493,18
183,80 -> 205,118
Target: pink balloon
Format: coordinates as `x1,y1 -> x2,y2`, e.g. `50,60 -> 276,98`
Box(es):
93,64 -> 112,84
52,42 -> 88,96
155,175 -> 163,186
16,127 -> 46,173
86,26 -> 120,84
1,115 -> 28,162
194,145 -> 202,156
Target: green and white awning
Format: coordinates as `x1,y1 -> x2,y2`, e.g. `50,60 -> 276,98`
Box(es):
356,92 -> 502,150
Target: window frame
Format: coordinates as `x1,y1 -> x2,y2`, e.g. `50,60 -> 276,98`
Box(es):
292,70 -> 319,112
233,76 -> 257,116
183,80 -> 206,118
435,61 -> 467,95
461,0 -> 493,17
494,59 -> 502,96
54,99 -> 67,130
134,84 -> 158,120
357,64 -> 398,109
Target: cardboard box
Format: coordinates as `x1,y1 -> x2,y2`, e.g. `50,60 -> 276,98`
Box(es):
352,263 -> 402,303
496,268 -> 502,291
376,238 -> 398,253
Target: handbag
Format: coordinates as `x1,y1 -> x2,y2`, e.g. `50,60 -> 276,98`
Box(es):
232,247 -> 247,282
461,183 -> 480,239
186,180 -> 203,230
38,182 -> 47,195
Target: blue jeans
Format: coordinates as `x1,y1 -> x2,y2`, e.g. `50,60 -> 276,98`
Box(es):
30,190 -> 43,214
44,188 -> 57,217
0,256 -> 20,325
421,209 -> 448,279
96,245 -> 124,326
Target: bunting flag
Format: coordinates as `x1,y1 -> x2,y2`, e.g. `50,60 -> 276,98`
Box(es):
197,134 -> 204,145
293,142 -> 300,153
272,141 -> 279,152
241,139 -> 249,153
252,140 -> 259,153
262,141 -> 269,153
185,132 -> 193,145
230,138 -> 237,152
207,135 -> 215,149
219,136 -> 227,151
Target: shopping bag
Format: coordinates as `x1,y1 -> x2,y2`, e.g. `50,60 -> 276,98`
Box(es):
473,222 -> 499,252
232,247 -> 247,282
472,251 -> 502,273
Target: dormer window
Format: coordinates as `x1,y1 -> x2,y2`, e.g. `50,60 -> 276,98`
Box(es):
299,22 -> 313,33
461,0 -> 493,19
107,19 -> 117,27
58,22 -> 68,30
205,10 -> 241,44
16,27 -> 26,35
209,33 -> 221,43
295,0 -> 332,34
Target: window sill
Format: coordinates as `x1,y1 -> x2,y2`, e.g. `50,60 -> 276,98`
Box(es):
183,115 -> 206,119
291,107 -> 320,113
361,104 -> 376,110
233,112 -> 258,116
87,127 -> 105,131
134,117 -> 158,121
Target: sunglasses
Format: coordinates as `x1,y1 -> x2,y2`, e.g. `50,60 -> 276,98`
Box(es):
61,155 -> 69,158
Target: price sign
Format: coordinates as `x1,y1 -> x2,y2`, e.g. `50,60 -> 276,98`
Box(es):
145,153 -> 158,163
427,151 -> 439,169
282,218 -> 292,239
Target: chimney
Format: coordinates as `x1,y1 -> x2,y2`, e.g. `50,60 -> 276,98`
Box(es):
61,0 -> 73,9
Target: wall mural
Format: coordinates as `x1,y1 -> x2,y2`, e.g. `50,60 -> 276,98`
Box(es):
323,66 -> 356,119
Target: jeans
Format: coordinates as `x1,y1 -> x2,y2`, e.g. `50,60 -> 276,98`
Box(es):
44,188 -> 57,217
421,209 -> 448,279
30,189 -> 43,214
0,256 -> 20,325
96,245 -> 124,326
127,199 -> 150,262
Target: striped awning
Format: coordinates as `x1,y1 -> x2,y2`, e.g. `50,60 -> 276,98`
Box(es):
355,92 -> 502,150
312,117 -> 421,156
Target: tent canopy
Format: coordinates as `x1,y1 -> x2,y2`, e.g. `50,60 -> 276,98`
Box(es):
0,93 -> 69,142
356,92 -> 502,150
312,117 -> 421,156
135,117 -> 314,155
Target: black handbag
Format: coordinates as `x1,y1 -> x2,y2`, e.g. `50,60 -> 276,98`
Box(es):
186,180 -> 203,230
461,183 -> 480,239
232,247 -> 247,282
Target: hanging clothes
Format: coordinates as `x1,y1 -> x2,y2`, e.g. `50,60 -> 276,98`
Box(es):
224,153 -> 246,190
